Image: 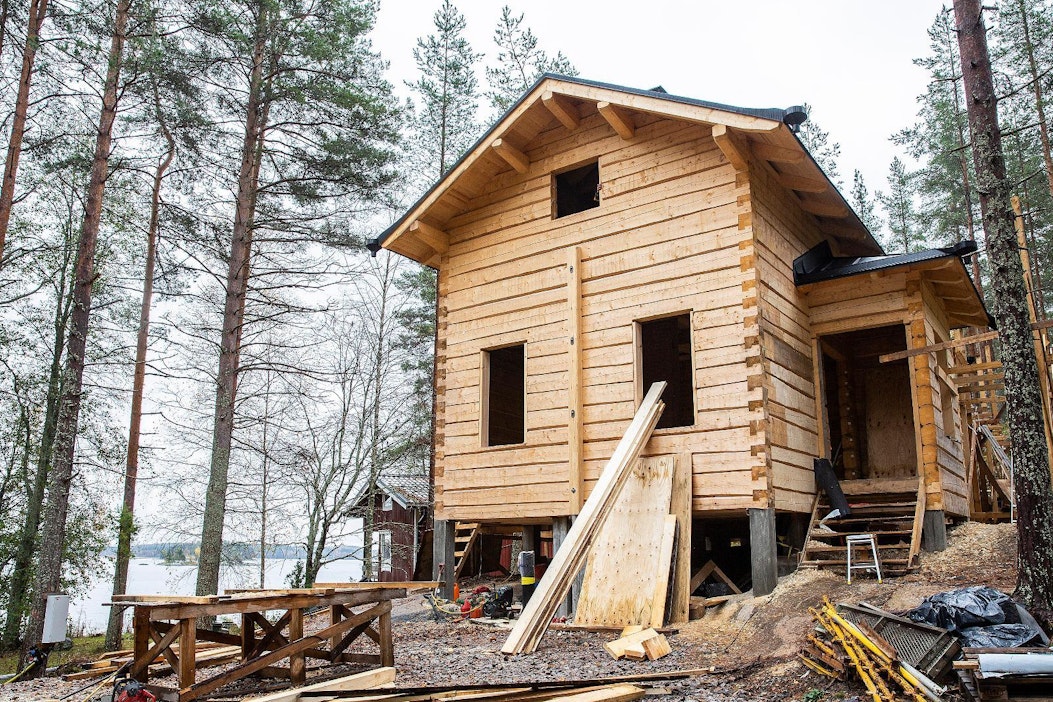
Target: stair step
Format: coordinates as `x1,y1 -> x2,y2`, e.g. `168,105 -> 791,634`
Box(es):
800,558 -> 912,567
805,544 -> 910,554
809,529 -> 912,539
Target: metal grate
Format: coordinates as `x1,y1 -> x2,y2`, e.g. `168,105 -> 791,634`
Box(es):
838,602 -> 960,680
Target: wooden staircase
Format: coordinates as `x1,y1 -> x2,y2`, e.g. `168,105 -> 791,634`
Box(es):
453,522 -> 480,578
800,483 -> 924,577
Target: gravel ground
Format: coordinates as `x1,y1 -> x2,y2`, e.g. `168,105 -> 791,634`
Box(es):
0,522 -> 1020,702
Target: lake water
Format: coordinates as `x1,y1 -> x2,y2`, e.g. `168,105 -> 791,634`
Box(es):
72,557 -> 363,635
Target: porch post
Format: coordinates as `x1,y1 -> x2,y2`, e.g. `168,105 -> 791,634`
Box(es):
433,519 -> 455,598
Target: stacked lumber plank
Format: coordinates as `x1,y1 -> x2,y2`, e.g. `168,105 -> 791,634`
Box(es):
62,642 -> 240,681
249,668 -> 707,702
501,382 -> 666,655
801,598 -> 940,702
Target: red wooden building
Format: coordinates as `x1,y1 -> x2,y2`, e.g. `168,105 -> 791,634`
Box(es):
355,473 -> 430,582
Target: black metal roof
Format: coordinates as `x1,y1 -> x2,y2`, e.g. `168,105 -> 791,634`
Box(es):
368,74 -> 801,254
792,239 -> 979,286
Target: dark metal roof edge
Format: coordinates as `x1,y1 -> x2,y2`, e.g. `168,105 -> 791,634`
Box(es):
793,239 -> 993,328
794,240 -> 978,285
368,74 -> 797,255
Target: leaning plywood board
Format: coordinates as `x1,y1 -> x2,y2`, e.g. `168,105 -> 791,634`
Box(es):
501,382 -> 666,655
573,457 -> 675,626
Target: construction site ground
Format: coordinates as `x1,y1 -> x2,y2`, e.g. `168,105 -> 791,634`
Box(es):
0,521 -> 1018,702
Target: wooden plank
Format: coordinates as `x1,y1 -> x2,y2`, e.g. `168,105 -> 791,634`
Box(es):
313,582 -> 440,590
574,456 -> 675,627
242,667 -> 396,702
112,595 -> 220,604
144,586 -> 405,621
501,382 -> 666,654
569,246 -> 584,513
879,331 -> 1000,363
668,453 -> 692,624
649,515 -> 678,628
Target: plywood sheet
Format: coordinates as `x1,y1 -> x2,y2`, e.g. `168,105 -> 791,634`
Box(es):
574,455 -> 675,626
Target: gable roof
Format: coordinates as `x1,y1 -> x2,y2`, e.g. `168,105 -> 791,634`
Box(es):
369,74 -> 883,265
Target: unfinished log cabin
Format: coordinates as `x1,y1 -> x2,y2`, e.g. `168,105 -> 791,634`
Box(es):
369,75 -> 991,603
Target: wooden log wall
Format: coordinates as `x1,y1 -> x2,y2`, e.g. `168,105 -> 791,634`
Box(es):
910,274 -> 968,517
435,109 -> 759,521
749,161 -> 826,513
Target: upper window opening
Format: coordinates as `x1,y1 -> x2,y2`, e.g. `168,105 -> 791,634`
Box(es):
554,162 -> 599,218
484,344 -> 525,446
639,314 -> 695,429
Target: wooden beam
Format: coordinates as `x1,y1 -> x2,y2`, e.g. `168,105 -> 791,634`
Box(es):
313,581 -> 441,590
244,668 -> 395,702
879,330 -> 1000,363
542,91 -> 580,130
775,171 -> 827,193
408,220 -> 448,254
491,138 -> 529,174
597,101 -> 635,139
568,246 -> 584,513
711,124 -> 748,172
751,141 -> 805,164
798,196 -> 848,218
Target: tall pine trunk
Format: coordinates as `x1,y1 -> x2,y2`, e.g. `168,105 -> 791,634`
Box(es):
19,0 -> 130,670
953,0 -> 1053,623
0,0 -> 49,262
104,103 -> 175,650
195,5 -> 269,597
1,228 -> 74,651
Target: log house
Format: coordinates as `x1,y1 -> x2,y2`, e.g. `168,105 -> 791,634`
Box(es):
370,75 -> 990,600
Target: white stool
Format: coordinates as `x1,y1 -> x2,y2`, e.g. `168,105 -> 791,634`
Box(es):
845,534 -> 882,584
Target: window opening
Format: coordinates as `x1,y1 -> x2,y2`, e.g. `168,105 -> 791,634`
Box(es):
639,314 -> 694,429
554,161 -> 599,218
484,344 -> 525,446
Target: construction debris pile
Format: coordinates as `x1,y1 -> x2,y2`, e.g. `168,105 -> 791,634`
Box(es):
801,597 -> 948,701
799,587 -> 1053,701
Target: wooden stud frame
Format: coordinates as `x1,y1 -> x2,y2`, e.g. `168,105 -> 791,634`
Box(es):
479,341 -> 528,449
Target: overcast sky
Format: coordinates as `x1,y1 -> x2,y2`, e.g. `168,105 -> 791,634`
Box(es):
372,0 -> 952,199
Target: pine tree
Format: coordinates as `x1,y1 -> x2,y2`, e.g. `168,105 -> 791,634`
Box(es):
850,170 -> 883,237
191,0 -> 401,597
895,11 -> 980,247
796,103 -> 842,186
406,0 -> 481,185
20,0 -> 132,670
485,6 -> 576,114
954,0 -> 1053,624
878,157 -> 925,252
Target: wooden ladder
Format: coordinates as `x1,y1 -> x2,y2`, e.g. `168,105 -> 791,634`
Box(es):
453,522 -> 480,578
800,488 -> 923,577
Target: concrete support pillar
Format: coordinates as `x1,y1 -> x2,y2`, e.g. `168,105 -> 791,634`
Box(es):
551,517 -> 575,617
749,507 -> 778,596
433,519 -> 456,598
921,509 -> 947,552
